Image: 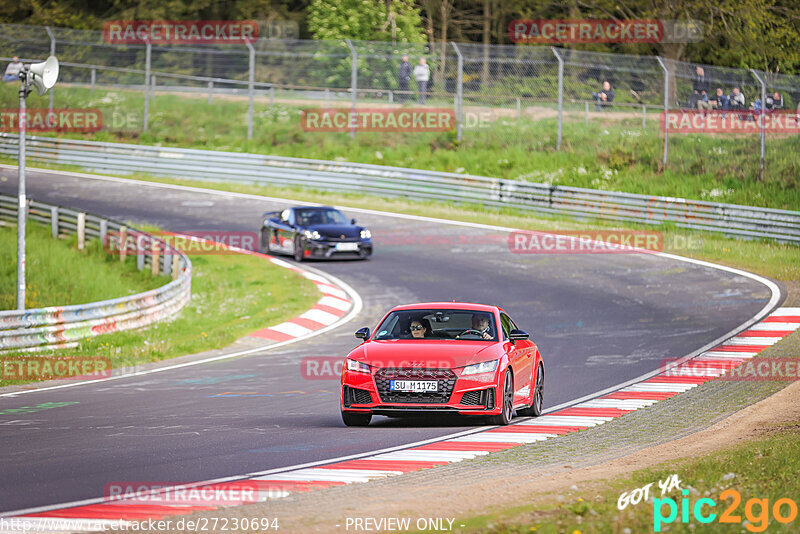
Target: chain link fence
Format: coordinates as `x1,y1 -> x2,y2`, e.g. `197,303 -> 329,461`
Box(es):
2,23 -> 799,182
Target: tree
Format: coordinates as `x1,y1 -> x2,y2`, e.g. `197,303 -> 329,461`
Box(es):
308,0 -> 425,43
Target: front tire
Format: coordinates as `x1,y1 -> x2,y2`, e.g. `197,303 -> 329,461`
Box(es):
518,362 -> 544,416
487,369 -> 514,425
293,236 -> 305,262
342,411 -> 371,426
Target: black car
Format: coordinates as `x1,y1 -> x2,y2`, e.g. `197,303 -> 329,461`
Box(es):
260,206 -> 373,261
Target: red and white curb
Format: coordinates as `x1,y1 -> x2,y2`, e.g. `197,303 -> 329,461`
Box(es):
5,307 -> 797,530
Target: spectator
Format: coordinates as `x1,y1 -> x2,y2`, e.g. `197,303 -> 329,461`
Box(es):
592,81 -> 614,111
413,58 -> 430,104
766,91 -> 783,110
729,87 -> 746,110
4,56 -> 22,82
709,87 -> 729,110
691,66 -> 711,109
398,54 -> 412,103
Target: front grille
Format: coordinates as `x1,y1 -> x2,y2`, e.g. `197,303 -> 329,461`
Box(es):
343,386 -> 373,406
322,235 -> 361,242
460,390 -> 484,405
375,368 -> 456,404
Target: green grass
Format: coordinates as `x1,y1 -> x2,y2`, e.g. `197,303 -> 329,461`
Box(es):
2,83 -> 798,210
0,221 -> 165,310
0,221 -> 320,387
449,426 -> 800,533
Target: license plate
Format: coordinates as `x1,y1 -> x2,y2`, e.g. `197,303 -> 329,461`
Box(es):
335,242 -> 359,252
390,380 -> 438,392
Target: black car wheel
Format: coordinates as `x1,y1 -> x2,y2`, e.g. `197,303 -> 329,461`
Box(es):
259,229 -> 271,254
488,369 -> 514,425
293,236 -> 305,262
518,362 -> 544,416
342,411 -> 371,426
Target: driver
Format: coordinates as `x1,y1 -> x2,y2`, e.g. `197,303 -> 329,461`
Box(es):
457,313 -> 493,340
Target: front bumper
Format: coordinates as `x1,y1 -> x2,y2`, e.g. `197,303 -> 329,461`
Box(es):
341,367 -> 502,416
304,239 -> 372,259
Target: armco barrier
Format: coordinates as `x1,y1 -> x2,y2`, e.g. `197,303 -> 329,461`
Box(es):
0,193 -> 191,351
1,134 -> 798,243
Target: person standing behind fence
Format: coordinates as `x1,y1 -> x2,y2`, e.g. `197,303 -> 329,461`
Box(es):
414,58 -> 430,105
398,54 -> 412,104
3,56 -> 22,82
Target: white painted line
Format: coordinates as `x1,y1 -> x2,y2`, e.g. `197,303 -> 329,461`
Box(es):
748,322 -> 799,331
317,296 -> 351,311
725,337 -> 780,346
269,322 -> 313,338
254,468 -> 399,482
576,399 -> 659,409
515,415 -> 615,426
771,307 -> 800,315
316,285 -> 349,300
451,432 -> 555,443
699,351 -> 758,359
370,450 -> 488,461
299,308 -> 340,326
301,272 -> 330,283
620,383 -> 697,393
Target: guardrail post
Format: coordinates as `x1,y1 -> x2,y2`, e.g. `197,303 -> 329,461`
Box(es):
516,98 -> 521,120
163,252 -> 172,275
90,68 -> 96,94
655,56 -> 669,169
388,90 -> 393,104
245,38 -> 255,140
324,88 -> 330,108
172,255 -> 180,280
642,105 -> 646,128
151,240 -> 160,276
144,40 -> 151,132
45,26 -> 55,113
77,212 -> 86,250
451,42 -> 463,142
119,226 -> 127,262
585,101 -> 589,125
269,85 -> 274,106
137,241 -> 144,270
551,47 -> 563,150
50,206 -> 58,238
750,69 -> 767,181
345,39 -> 357,138
151,75 -> 156,105
208,81 -> 213,104
99,219 -> 107,243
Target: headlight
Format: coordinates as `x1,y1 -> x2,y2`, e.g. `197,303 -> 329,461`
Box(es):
461,360 -> 498,375
303,230 -> 321,240
360,229 -> 371,239
346,359 -> 371,374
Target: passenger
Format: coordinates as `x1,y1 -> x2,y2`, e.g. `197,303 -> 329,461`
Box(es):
409,317 -> 432,339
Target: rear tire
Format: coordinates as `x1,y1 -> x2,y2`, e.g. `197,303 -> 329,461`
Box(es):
518,362 -> 544,416
487,369 -> 513,425
342,411 -> 371,427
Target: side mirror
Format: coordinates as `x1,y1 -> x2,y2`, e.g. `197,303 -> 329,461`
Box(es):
355,327 -> 370,340
509,329 -> 529,341
351,218 -> 358,224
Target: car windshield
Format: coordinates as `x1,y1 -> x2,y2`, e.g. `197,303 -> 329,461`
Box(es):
373,309 -> 498,341
296,208 -> 349,226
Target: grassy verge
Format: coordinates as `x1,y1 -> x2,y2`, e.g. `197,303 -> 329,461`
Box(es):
2,83 -> 798,210
0,221 -> 320,387
0,221 -> 165,310
450,426 -> 800,533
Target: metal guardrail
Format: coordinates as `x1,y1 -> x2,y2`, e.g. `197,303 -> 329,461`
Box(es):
0,192 -> 192,351
1,134 -> 798,243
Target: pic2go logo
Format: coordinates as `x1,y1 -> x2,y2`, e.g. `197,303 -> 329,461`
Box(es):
654,489 -> 799,532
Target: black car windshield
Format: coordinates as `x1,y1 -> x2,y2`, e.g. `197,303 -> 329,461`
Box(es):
296,208 -> 349,226
373,309 -> 498,341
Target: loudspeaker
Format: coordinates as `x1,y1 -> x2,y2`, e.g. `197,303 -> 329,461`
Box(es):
29,56 -> 59,96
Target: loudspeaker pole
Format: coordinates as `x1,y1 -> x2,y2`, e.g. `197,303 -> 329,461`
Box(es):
16,68 -> 30,310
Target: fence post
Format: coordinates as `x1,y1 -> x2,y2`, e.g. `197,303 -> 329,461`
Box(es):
516,98 -> 521,120
45,26 -> 55,113
137,236 -> 145,270
208,81 -> 213,103
655,56 -> 669,168
750,69 -> 767,181
90,68 -> 96,94
245,39 -> 255,140
99,219 -> 107,244
388,90 -> 393,104
451,42 -> 463,142
119,226 -> 127,262
269,85 -> 274,106
77,212 -> 85,250
550,47 -> 563,150
50,206 -> 58,238
151,240 -> 160,276
144,40 -> 151,132
585,101 -> 588,125
172,255 -> 180,280
345,39 -> 357,138
642,105 -> 646,128
151,75 -> 156,108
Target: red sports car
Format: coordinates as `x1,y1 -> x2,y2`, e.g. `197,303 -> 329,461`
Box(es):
340,302 -> 544,426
